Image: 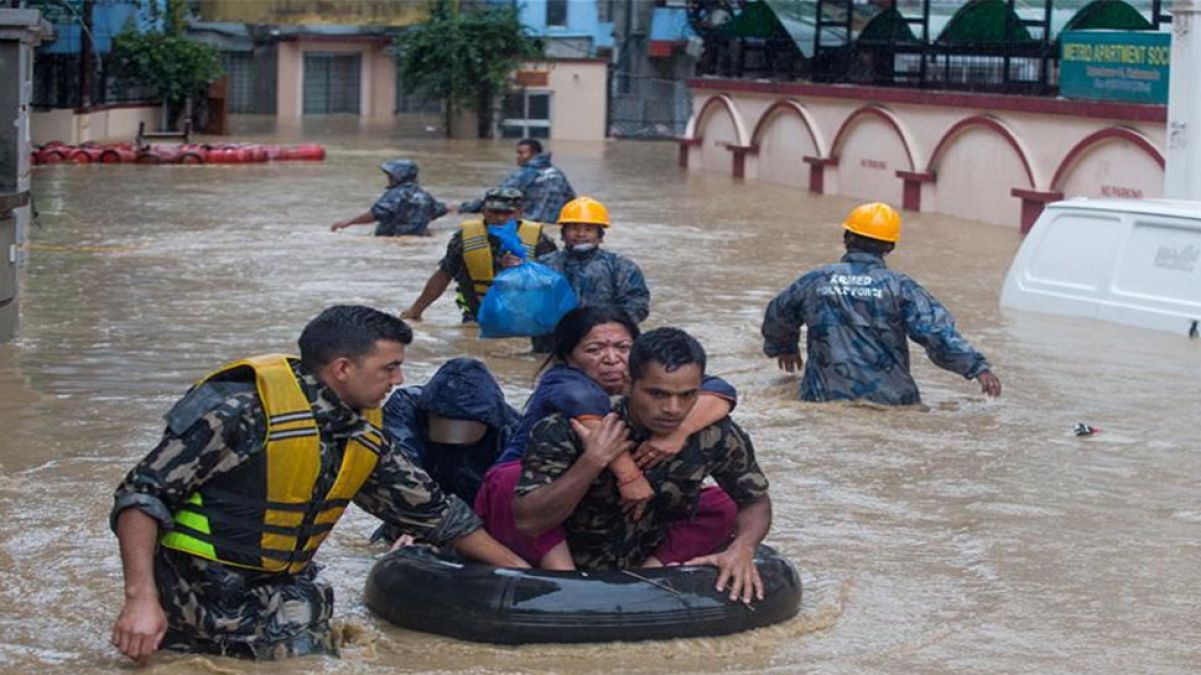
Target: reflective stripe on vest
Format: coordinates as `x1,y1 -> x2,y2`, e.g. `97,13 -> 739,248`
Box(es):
460,220 -> 543,300
159,354 -> 382,574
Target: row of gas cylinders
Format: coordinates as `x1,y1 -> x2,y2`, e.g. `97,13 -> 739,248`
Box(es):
32,141 -> 327,165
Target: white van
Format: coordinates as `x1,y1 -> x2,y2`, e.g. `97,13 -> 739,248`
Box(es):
1000,199 -> 1201,336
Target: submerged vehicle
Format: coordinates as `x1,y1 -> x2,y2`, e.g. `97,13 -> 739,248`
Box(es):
365,545 -> 802,644
1001,199 -> 1201,336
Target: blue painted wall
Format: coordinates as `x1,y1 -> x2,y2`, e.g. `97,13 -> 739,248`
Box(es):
38,0 -> 164,55
494,0 -> 612,51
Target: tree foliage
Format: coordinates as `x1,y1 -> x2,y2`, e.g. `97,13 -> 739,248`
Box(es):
111,0 -> 223,123
394,0 -> 543,136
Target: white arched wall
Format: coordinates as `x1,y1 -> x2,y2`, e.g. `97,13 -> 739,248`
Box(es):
688,95 -> 747,175
928,127 -> 1033,227
749,105 -> 820,186
828,114 -> 910,206
1057,137 -> 1165,200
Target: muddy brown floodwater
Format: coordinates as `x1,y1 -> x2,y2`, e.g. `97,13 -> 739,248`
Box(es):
1,118 -> 1198,674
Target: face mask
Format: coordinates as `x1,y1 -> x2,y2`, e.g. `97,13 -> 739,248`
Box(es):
569,243 -> 597,254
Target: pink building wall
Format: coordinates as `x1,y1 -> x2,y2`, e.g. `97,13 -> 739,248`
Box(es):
681,79 -> 1167,231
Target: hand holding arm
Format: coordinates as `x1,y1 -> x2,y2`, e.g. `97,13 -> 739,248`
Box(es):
514,414 -> 631,536
633,393 -> 734,469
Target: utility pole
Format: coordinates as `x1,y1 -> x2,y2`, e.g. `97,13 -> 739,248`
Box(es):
78,0 -> 95,109
1165,0 -> 1201,200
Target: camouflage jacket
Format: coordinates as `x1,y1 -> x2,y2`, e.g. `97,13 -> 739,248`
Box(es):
761,251 -> 991,405
437,225 -> 558,317
516,400 -> 769,571
111,362 -> 481,565
110,361 -> 481,656
537,247 -> 651,323
370,182 -> 449,237
460,153 -> 577,223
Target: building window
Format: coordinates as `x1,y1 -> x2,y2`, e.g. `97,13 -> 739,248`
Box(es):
500,91 -> 551,139
546,0 -> 568,26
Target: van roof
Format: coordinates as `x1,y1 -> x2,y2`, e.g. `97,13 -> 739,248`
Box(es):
1048,198 -> 1201,220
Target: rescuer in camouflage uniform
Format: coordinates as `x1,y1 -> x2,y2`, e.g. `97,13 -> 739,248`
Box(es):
761,202 -> 1003,406
110,306 -> 527,662
515,328 -> 773,603
402,187 -> 557,323
537,196 -> 651,324
330,159 -> 453,237
459,139 -> 577,224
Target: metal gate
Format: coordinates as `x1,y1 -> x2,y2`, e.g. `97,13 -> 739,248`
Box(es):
608,74 -> 692,139
303,52 -> 361,115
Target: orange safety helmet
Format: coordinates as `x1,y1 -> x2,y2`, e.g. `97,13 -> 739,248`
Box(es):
558,196 -> 610,228
842,202 -> 902,243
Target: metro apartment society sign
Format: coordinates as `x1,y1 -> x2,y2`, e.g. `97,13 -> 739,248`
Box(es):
1060,30 -> 1170,105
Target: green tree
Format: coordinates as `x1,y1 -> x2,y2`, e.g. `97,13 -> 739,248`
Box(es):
111,0 -> 223,129
394,0 -> 543,137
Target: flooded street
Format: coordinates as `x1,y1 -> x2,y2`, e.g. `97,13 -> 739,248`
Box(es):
2,119 -> 1199,674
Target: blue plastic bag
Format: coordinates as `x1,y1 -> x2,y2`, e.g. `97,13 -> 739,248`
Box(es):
477,262 -> 578,338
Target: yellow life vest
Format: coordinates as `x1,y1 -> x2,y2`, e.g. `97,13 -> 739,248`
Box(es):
159,354 -> 383,574
460,219 -> 543,300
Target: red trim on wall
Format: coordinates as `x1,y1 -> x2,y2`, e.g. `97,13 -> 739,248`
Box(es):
829,105 -> 916,172
803,155 -> 838,167
676,136 -> 702,168
688,78 -> 1167,123
926,115 -> 1035,188
1010,188 -> 1064,234
1050,127 -> 1165,191
749,99 -> 822,155
896,170 -> 935,211
726,144 -> 757,178
803,155 -> 835,193
902,178 -> 922,211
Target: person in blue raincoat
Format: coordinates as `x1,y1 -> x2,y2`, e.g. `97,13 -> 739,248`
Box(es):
537,196 -> 651,324
372,357 -> 520,543
761,202 -> 1003,406
330,159 -> 455,236
459,139 -> 576,224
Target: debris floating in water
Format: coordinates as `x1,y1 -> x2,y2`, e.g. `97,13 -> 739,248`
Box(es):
1073,423 -> 1100,437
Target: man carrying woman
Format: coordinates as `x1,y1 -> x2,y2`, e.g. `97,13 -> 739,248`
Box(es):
473,307 -> 748,573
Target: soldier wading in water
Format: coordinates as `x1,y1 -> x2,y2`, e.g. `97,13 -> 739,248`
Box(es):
109,305 -> 526,662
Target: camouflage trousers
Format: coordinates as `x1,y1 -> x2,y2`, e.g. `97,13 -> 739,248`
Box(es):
154,548 -> 338,660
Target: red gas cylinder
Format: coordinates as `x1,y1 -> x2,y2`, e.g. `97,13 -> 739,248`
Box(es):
69,147 -> 103,163
38,148 -> 67,164
288,144 -> 326,161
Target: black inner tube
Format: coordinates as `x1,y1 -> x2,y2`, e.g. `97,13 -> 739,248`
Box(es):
364,544 -> 802,645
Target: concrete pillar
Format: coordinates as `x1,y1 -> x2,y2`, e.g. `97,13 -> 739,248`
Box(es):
1165,0 -> 1201,200
0,9 -> 52,343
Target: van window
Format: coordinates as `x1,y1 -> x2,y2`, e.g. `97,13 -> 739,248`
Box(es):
1026,212 -> 1122,291
1113,218 -> 1201,306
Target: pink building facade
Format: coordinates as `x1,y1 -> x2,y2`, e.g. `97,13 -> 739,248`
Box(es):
680,78 -> 1167,231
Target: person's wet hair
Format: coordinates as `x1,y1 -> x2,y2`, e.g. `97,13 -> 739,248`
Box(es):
844,230 -> 895,256
518,138 -> 543,154
299,305 -> 413,371
539,306 -> 640,375
629,327 -> 706,382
